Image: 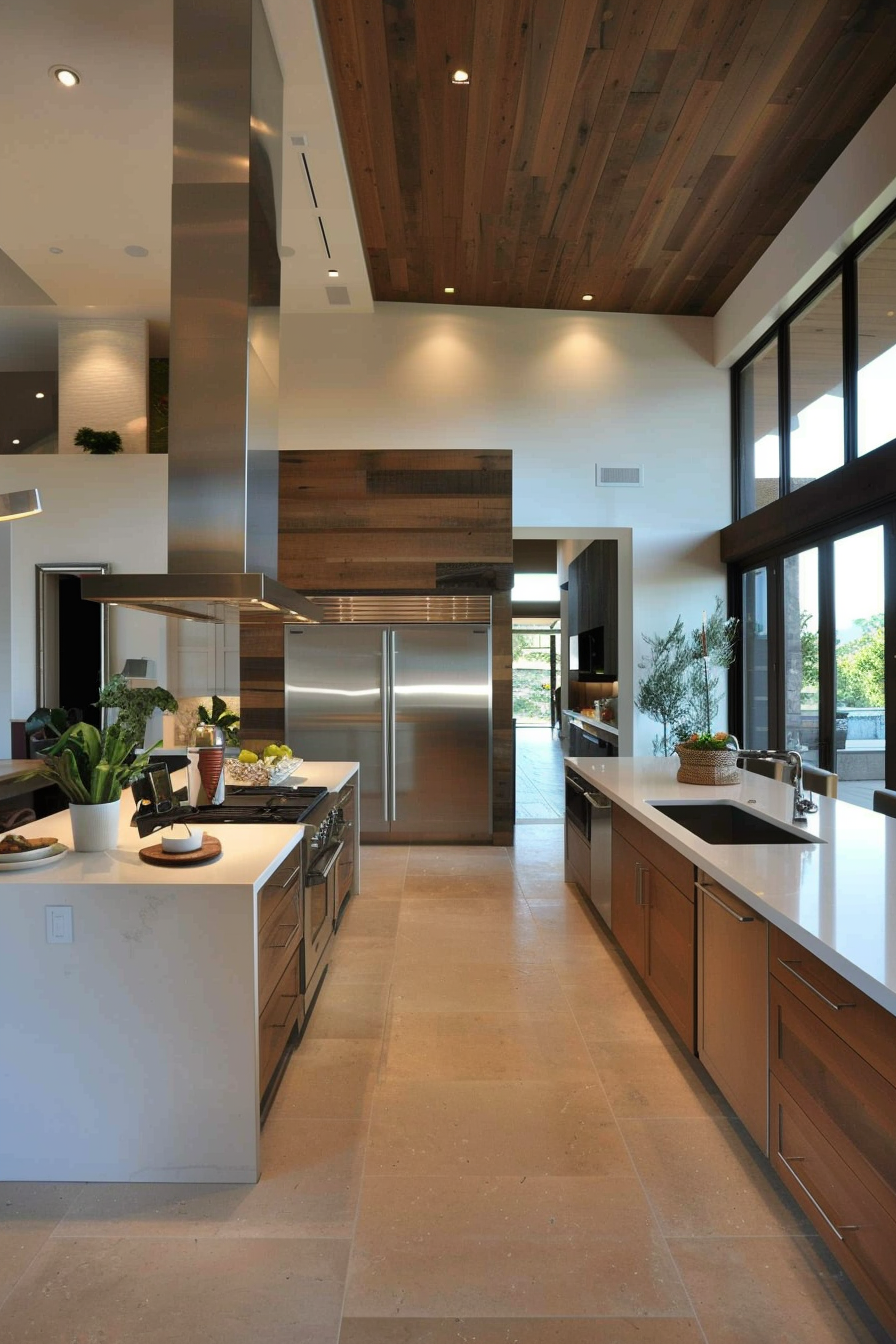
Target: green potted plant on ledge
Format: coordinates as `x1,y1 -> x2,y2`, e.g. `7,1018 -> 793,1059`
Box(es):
74,426 -> 123,455
30,722 -> 159,851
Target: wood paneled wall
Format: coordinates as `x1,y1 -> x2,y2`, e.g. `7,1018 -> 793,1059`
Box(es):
241,449 -> 514,843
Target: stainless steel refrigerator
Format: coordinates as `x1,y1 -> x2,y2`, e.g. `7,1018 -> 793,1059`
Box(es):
285,624 -> 492,841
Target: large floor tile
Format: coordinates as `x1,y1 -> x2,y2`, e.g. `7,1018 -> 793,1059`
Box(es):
620,1117 -> 810,1238
390,960 -> 566,1013
671,1236 -> 888,1344
401,874 -> 523,900
590,1039 -> 735,1119
524,898 -> 601,936
405,847 -> 513,876
364,1080 -> 630,1177
338,899 -> 402,939
560,964 -> 670,1045
304,980 -> 392,1040
398,897 -> 537,929
382,1010 -> 595,1082
339,1317 -> 703,1342
0,1236 -> 349,1344
329,936 -> 396,983
0,1183 -> 82,1306
54,1182 -> 243,1239
218,1117 -> 366,1239
393,923 -> 548,965
344,1175 -> 689,1318
275,1039 -> 382,1118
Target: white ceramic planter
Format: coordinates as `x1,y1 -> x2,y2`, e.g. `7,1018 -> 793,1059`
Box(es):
69,799 -> 121,852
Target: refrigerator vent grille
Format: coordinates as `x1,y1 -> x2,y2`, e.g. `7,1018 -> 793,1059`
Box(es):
303,595 -> 492,623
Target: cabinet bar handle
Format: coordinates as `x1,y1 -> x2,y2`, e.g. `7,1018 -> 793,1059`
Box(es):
584,793 -> 610,808
267,922 -> 300,950
777,959 -> 855,1011
777,1152 -> 858,1241
696,881 -> 754,923
635,863 -> 649,907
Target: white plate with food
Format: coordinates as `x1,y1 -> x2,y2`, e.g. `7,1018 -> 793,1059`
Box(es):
0,842 -> 69,872
0,835 -> 60,864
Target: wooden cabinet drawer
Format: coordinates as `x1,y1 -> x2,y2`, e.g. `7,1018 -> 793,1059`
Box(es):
645,863 -> 695,1051
698,877 -> 768,1150
771,1075 -> 896,1338
259,955 -> 300,1099
258,844 -> 304,933
770,927 -> 896,1090
258,886 -> 301,1012
770,976 -> 896,1224
610,828 -> 646,976
612,805 -> 694,898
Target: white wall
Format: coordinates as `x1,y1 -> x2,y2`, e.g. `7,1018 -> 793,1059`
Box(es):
0,456 -> 168,754
715,83 -> 896,367
58,318 -> 148,454
280,303 -> 730,755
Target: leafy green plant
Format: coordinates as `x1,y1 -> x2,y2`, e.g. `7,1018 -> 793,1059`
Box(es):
25,706 -> 83,749
74,426 -> 123,455
634,617 -> 692,756
96,675 -> 178,747
197,694 -> 240,747
29,722 -> 159,804
687,598 -> 739,737
678,732 -> 737,751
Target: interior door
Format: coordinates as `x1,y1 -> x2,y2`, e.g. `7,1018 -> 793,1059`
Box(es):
285,626 -> 387,835
390,625 -> 491,839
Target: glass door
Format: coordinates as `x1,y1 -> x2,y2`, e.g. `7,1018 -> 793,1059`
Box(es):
834,526 -> 886,807
782,548 -> 820,765
742,567 -> 770,749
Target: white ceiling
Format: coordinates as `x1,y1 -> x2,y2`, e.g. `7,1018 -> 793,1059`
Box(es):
0,0 -> 371,371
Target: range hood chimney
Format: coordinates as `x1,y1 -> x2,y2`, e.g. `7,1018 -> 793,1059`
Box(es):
82,0 -> 318,625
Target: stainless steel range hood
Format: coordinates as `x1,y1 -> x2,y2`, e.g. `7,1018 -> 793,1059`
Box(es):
82,0 -> 318,626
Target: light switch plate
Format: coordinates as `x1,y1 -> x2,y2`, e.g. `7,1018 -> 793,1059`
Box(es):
45,906 -> 73,944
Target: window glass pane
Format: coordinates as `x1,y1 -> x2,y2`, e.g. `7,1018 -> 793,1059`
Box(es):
858,225 -> 896,456
743,568 -> 769,750
789,279 -> 844,490
783,548 -> 819,765
739,339 -> 779,515
835,527 -> 885,809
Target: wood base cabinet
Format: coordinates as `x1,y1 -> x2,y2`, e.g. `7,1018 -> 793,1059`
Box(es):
611,807 -> 695,1050
697,875 -> 769,1152
770,927 -> 896,1337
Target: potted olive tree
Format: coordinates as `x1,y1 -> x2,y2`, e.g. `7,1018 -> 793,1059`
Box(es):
30,722 -> 159,851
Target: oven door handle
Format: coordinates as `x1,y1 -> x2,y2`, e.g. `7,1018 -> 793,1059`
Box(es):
306,840 -> 345,886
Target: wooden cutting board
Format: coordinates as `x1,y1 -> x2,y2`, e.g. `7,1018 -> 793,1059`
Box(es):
138,836 -> 222,866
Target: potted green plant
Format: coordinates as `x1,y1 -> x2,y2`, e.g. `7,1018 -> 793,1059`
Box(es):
24,706 -> 83,757
74,426 -> 123,455
196,694 -> 240,747
96,675 -> 178,748
30,722 -> 159,851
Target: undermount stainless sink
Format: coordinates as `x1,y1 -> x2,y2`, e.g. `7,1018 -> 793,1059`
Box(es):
649,801 -> 823,846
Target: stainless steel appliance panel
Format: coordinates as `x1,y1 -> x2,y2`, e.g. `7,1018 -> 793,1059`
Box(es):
589,789 -> 613,929
391,625 -> 491,839
286,627 -> 387,835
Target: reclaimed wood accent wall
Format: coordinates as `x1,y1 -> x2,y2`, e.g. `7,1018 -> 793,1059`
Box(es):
241,449 -> 514,843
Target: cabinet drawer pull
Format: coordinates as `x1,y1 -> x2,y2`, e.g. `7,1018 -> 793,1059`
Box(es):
635,863 -> 650,907
267,922 -> 300,950
777,959 -> 855,1011
697,881 -> 754,923
777,1151 -> 859,1241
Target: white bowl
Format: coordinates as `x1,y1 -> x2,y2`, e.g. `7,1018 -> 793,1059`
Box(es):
161,829 -> 204,854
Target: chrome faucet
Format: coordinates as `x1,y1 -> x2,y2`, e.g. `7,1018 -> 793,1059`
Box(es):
736,748 -> 818,825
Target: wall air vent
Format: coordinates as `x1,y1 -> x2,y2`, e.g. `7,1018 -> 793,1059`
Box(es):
596,465 -> 643,487
326,285 -> 351,306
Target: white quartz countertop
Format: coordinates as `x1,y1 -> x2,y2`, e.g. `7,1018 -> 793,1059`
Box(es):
0,762 -> 359,891
567,755 -> 896,1017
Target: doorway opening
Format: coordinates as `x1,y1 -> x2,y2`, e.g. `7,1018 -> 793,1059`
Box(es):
37,563 -> 110,727
511,543 -> 564,822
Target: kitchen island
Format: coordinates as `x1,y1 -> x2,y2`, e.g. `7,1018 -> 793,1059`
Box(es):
567,755 -> 896,1339
0,761 -> 358,1185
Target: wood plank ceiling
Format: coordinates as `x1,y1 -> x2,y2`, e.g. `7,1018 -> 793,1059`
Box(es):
317,0 -> 896,315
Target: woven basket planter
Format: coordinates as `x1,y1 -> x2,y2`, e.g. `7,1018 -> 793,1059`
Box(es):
674,744 -> 740,786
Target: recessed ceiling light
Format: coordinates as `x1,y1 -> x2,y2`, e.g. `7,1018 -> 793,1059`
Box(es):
12,439 -> 20,445
889,310 -> 895,318
49,246 -> 63,255
35,392 -> 45,399
451,69 -> 470,85
328,269 -> 339,278
582,294 -> 593,301
444,286 -> 455,294
50,65 -> 80,87
124,245 -> 149,258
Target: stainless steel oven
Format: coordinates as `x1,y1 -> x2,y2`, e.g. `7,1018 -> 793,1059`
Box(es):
302,810 -> 344,1006
333,784 -> 355,927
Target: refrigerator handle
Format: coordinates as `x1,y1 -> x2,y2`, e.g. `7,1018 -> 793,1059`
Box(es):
382,629 -> 390,823
390,630 -> 398,821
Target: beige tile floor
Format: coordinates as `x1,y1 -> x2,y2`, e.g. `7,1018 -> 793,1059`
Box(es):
1,825 -> 893,1343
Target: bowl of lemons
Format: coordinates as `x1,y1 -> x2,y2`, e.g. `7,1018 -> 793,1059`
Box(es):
225,743 -> 302,786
